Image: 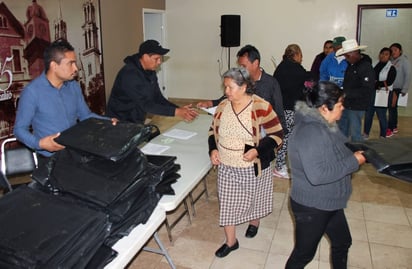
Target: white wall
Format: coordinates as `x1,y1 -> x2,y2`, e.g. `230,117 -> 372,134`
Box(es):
165,0 -> 410,100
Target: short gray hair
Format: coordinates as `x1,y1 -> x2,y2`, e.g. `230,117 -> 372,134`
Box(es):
222,67 -> 255,94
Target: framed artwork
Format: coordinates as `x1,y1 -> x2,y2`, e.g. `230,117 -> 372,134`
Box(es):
0,0 -> 106,141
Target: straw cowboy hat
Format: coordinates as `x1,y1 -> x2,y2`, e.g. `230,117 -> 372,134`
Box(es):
335,39 -> 367,56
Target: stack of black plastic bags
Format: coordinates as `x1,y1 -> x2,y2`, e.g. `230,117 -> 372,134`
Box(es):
0,118 -> 181,268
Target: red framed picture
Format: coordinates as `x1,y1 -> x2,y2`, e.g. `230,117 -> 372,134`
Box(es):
0,0 -> 106,142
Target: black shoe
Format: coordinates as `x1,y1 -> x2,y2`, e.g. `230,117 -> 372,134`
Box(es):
215,240 -> 239,257
245,225 -> 259,238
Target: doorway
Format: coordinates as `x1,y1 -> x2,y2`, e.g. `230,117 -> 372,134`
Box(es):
357,4 -> 412,116
143,9 -> 167,97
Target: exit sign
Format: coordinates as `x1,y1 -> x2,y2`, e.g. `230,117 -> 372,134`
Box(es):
386,9 -> 398,17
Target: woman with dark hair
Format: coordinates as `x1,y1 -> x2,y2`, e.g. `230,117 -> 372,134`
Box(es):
363,47 -> 397,138
285,81 -> 366,269
208,67 -> 283,258
273,44 -> 311,178
388,42 -> 412,135
310,40 -> 334,81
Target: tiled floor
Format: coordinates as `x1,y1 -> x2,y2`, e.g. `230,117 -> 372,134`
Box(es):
2,100 -> 411,269
127,105 -> 412,269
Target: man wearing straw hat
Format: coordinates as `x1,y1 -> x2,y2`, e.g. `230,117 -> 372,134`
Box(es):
336,39 -> 375,142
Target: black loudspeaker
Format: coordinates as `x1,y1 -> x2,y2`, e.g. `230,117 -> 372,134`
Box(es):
220,15 -> 240,47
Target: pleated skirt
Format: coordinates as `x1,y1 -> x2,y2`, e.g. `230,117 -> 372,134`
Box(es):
217,164 -> 273,226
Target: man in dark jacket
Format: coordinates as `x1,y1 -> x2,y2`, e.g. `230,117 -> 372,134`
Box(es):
237,45 -> 286,131
336,39 -> 375,142
106,40 -> 198,123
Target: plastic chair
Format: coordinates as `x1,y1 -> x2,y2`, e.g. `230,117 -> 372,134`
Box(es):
0,137 -> 38,192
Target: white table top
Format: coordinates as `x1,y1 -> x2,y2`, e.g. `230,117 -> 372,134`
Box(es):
105,204 -> 165,269
153,114 -> 213,211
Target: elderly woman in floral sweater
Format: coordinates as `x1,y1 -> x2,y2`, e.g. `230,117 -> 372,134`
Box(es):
208,67 -> 283,258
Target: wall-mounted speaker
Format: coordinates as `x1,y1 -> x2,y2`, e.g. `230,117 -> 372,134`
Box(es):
220,15 -> 241,47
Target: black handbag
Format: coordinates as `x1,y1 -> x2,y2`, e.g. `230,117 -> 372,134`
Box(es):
346,138 -> 412,183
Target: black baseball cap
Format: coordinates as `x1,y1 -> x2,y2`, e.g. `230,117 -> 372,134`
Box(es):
138,40 -> 169,56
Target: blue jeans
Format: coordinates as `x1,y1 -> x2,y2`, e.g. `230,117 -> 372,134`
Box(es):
338,109 -> 365,142
285,199 -> 352,269
364,106 -> 388,137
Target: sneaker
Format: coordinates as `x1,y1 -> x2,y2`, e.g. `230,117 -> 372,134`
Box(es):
393,128 -> 399,134
362,133 -> 369,140
273,167 -> 290,179
386,129 -> 393,138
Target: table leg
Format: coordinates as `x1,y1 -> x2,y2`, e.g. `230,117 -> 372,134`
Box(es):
188,176 -> 209,217
164,198 -> 191,242
143,232 -> 176,269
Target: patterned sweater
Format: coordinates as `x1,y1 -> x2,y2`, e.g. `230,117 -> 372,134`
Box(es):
208,94 -> 283,175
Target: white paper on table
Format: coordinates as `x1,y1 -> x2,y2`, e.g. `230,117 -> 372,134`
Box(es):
398,93 -> 408,107
141,143 -> 170,155
200,106 -> 217,115
162,128 -> 197,140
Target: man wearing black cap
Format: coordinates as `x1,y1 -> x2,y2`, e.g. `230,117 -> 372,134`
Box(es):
106,39 -> 198,123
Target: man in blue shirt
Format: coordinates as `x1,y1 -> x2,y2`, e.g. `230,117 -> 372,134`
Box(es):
14,39 -> 116,158
319,36 -> 348,88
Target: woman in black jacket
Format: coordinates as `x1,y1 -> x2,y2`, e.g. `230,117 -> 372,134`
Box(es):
363,47 -> 397,138
273,44 -> 311,179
